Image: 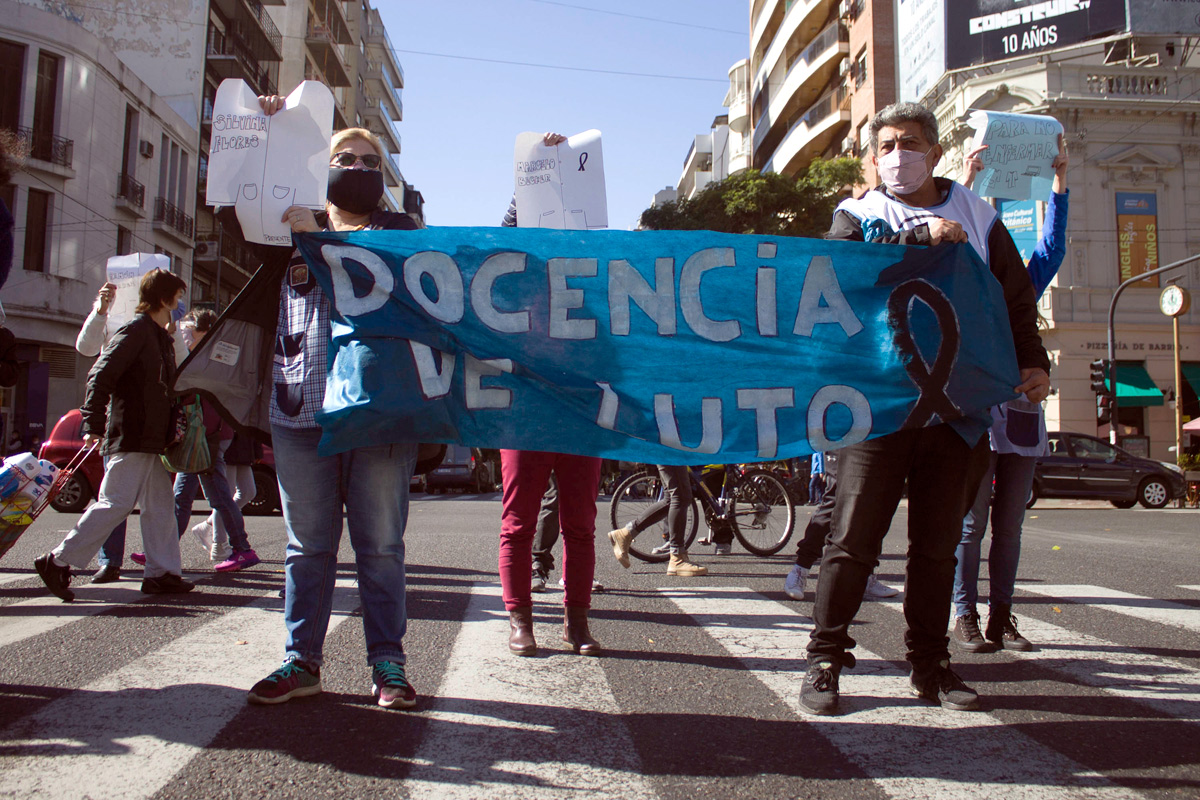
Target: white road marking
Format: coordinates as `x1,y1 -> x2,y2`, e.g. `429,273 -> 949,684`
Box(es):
1019,585 -> 1200,635
1177,586 -> 1200,594
0,571 -> 34,588
0,582 -> 151,649
402,583 -> 655,799
0,580 -> 360,800
663,588 -> 1143,800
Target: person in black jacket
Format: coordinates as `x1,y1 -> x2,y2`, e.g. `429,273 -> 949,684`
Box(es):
34,269 -> 193,602
798,102 -> 1051,717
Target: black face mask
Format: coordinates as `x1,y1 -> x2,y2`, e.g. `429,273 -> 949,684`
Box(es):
327,167 -> 385,215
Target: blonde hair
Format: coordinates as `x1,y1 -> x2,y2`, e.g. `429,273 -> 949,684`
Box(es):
330,127 -> 385,159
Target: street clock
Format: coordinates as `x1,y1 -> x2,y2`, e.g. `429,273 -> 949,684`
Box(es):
1159,285 -> 1191,317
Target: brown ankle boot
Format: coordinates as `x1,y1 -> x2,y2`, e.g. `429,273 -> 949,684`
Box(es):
562,606 -> 602,656
508,606 -> 537,656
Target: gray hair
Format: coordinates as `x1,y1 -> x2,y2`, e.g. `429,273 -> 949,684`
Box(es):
868,102 -> 939,154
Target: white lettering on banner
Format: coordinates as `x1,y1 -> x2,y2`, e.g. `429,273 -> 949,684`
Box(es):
323,245 -> 394,317
465,354 -> 514,410
737,388 -> 795,459
793,256 -> 865,338
548,258 -> 598,340
404,251 -> 465,323
596,381 -> 618,430
471,253 -> 530,334
757,267 -> 778,337
968,0 -> 1086,34
408,341 -> 456,399
807,384 -> 872,451
608,258 -> 677,336
680,248 -> 741,342
656,395 -> 723,454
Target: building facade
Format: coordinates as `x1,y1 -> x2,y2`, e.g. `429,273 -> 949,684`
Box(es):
1,2 -> 199,448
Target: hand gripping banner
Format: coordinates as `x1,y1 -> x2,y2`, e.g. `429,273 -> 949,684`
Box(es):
289,227 -> 1021,463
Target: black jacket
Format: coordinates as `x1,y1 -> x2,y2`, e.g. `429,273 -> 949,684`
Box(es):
81,313 -> 177,455
827,181 -> 1051,375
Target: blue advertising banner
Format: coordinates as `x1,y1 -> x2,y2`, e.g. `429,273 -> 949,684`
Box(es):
293,227 -> 1022,463
998,199 -> 1040,263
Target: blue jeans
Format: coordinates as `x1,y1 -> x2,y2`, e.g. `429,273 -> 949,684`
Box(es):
173,442 -> 250,552
954,451 -> 1037,618
271,424 -> 416,667
97,454 -> 127,567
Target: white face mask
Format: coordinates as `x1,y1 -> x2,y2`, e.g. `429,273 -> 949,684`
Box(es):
877,148 -> 932,195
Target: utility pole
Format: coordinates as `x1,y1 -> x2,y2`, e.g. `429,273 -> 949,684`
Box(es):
1106,253 -> 1200,445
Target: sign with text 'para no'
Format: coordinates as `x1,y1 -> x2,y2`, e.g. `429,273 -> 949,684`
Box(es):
292,228 -> 1021,462
513,130 -> 607,230
967,110 -> 1063,201
205,79 -> 334,246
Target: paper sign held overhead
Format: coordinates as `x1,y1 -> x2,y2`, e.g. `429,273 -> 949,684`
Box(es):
513,130 -> 607,230
205,79 -> 335,245
966,110 -> 1063,201
105,253 -> 171,330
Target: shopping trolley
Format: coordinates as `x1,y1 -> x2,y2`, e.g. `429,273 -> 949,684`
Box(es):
0,442 -> 98,561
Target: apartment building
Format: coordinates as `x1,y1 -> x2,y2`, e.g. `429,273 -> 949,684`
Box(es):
0,2 -> 200,448
675,60 -> 754,202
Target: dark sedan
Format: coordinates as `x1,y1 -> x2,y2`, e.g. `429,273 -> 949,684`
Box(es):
1032,432 -> 1186,509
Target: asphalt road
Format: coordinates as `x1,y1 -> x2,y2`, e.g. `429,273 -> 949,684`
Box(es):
1,494 -> 1197,799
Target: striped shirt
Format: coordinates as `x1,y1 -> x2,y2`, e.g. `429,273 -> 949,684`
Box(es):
269,250 -> 329,430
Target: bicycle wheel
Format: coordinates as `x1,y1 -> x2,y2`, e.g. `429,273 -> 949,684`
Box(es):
729,468 -> 795,556
610,472 -> 699,563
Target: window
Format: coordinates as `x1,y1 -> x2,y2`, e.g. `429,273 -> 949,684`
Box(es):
0,185 -> 14,218
1072,437 -> 1116,460
32,51 -> 60,138
117,225 -> 132,256
0,40 -> 23,131
23,189 -> 52,272
121,105 -> 139,176
854,49 -> 867,89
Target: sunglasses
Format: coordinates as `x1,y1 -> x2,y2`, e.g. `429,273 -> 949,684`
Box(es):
331,151 -> 382,170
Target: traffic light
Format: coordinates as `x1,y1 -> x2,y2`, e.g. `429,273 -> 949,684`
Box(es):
1097,393 -> 1113,426
1089,358 -> 1110,394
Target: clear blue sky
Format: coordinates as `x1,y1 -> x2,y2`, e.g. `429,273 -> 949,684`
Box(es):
378,1 -> 750,229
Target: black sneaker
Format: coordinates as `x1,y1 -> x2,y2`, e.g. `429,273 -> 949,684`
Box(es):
531,569 -> 549,593
953,611 -> 993,653
799,659 -> 841,716
910,659 -> 980,711
141,574 -> 196,594
986,607 -> 1033,651
35,553 -> 74,602
91,564 -> 121,584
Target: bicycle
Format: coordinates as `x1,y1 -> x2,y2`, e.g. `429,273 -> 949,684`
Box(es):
609,464 -> 795,562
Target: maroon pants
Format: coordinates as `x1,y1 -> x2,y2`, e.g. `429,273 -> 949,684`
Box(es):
499,450 -> 601,611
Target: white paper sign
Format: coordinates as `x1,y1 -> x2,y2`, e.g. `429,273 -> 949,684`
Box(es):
205,79 -> 335,245
966,110 -> 1063,201
513,130 -> 607,229
105,253 -> 171,329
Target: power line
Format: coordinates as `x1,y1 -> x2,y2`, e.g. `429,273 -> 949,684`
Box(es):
388,47 -> 727,83
524,0 -> 746,36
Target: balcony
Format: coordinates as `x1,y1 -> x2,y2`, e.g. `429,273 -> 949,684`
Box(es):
305,21 -> 352,87
194,227 -> 261,280
363,59 -> 403,121
209,0 -> 283,60
753,20 -> 849,154
154,197 -> 195,244
206,29 -> 278,96
364,19 -> 405,88
115,172 -> 145,215
17,126 -> 73,169
762,83 -> 850,177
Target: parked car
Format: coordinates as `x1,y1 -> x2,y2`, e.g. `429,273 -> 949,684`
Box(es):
1031,432 -> 1186,509
39,410 -> 104,513
38,409 -> 282,515
425,446 -> 499,493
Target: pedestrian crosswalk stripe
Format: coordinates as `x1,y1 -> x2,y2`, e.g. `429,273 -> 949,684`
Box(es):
0,582 -> 150,649
1003,614 -> 1200,724
0,571 -> 34,588
0,579 -> 360,799
662,588 -> 1144,800
1177,586 -> 1200,594
402,583 -> 656,799
1018,585 -> 1200,635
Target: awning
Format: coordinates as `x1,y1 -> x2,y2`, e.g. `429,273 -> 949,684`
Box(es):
1183,363 -> 1200,397
1107,363 -> 1163,407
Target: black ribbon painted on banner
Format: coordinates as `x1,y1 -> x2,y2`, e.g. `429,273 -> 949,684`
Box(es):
578,152 -> 588,171
887,278 -> 962,428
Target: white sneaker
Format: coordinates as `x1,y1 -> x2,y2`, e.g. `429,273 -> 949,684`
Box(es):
713,543 -> 732,555
189,520 -> 214,554
558,577 -> 605,592
863,574 -> 900,600
210,539 -> 233,563
784,564 -> 808,600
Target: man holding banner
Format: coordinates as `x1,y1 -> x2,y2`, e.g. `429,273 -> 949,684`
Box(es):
798,102 -> 1051,717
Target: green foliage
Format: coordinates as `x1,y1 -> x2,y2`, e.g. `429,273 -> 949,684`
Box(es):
638,160 -> 863,238
1179,451 -> 1200,471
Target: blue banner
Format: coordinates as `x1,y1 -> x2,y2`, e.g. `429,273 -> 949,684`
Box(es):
294,227 -> 1021,464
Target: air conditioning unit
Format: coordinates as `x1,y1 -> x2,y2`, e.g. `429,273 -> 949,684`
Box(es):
838,59 -> 851,77
838,0 -> 851,18
194,239 -> 219,263
138,140 -> 154,158
841,136 -> 856,153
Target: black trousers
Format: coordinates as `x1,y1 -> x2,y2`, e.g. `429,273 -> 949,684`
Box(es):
531,473 -> 560,574
806,425 -> 989,669
794,455 -> 837,570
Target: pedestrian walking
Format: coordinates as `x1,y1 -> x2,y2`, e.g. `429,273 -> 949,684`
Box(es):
607,464 -> 708,576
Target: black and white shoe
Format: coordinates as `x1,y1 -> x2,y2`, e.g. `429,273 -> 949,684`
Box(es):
35,553 -> 74,602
